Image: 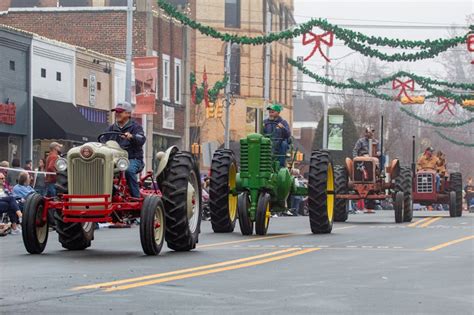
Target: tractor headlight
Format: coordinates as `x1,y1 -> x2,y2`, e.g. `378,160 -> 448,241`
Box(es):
55,158 -> 68,172
116,158 -> 129,171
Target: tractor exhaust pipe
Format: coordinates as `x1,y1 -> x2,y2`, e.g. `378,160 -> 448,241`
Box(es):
380,115 -> 384,170
411,136 -> 416,175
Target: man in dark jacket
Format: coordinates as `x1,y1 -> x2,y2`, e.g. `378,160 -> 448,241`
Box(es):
104,102 -> 146,198
263,104 -> 291,167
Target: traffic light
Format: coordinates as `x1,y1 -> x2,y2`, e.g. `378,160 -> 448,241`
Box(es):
400,96 -> 425,105
216,102 -> 224,118
206,106 -> 215,119
191,143 -> 201,155
462,99 -> 474,107
296,152 -> 304,162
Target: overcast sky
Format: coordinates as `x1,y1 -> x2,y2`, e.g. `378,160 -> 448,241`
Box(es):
293,0 -> 473,100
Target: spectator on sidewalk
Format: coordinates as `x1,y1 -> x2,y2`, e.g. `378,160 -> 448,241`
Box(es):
6,158 -> 23,187
45,142 -> 63,197
34,159 -> 46,196
24,160 -> 33,171
13,172 -> 35,210
0,161 -> 9,190
0,172 -> 22,235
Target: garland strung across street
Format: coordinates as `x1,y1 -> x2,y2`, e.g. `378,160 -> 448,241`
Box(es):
435,130 -> 474,147
157,0 -> 469,62
399,107 -> 474,127
287,58 -> 474,108
190,72 -> 228,106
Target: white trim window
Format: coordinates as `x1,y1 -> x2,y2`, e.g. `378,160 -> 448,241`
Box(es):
174,58 -> 182,104
162,54 -> 170,101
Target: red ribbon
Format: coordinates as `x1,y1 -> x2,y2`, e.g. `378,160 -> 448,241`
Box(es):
468,34 -> 474,52
392,79 -> 415,101
437,97 -> 456,116
302,31 -> 334,62
203,67 -> 209,108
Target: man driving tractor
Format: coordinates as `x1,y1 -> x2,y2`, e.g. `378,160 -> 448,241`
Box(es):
352,127 -> 380,158
417,147 -> 441,191
263,104 -> 291,167
103,102 -> 146,198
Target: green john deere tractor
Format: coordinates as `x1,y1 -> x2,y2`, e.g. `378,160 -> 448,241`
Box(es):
209,129 -> 335,236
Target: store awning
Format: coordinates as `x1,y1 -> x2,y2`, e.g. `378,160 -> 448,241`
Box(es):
33,97 -> 108,143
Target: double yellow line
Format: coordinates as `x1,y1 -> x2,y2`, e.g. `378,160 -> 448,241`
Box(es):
408,217 -> 442,228
72,247 -> 319,293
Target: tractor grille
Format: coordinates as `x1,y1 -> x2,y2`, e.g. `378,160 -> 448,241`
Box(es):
353,161 -> 375,182
70,157 -> 106,195
417,173 -> 433,193
240,141 -> 249,173
260,141 -> 272,173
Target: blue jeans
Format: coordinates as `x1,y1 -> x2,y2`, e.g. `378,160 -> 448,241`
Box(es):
126,159 -> 144,198
46,183 -> 56,197
0,196 -> 20,224
274,140 -> 289,168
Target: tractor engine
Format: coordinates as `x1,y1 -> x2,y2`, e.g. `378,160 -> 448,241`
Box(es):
348,157 -> 378,183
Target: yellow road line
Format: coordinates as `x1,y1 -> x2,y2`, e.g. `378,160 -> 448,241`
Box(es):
408,217 -> 434,227
73,248 -> 300,291
418,217 -> 442,228
104,248 -> 320,292
197,233 -> 294,249
426,235 -> 474,252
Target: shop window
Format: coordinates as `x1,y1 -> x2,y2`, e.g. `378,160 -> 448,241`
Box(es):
9,61 -> 15,71
41,68 -> 46,78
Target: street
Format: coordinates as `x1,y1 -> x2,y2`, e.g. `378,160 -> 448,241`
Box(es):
1,211 -> 473,315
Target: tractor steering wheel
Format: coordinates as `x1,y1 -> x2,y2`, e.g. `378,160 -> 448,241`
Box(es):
97,131 -> 131,150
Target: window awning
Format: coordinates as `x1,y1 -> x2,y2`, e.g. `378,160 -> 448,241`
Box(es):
33,97 -> 108,143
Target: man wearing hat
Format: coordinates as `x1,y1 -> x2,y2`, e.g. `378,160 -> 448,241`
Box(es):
104,102 -> 146,198
417,147 -> 441,191
352,127 -> 380,158
45,141 -> 63,197
263,104 -> 291,167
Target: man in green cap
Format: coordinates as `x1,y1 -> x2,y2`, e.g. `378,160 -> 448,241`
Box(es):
263,103 -> 291,167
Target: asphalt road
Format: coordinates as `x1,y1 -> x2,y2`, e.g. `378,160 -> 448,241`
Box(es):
1,211 -> 473,315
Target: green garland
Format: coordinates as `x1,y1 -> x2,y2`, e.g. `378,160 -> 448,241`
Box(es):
158,0 -> 469,62
288,58 -> 474,108
190,72 -> 228,105
400,107 -> 474,127
435,130 -> 474,147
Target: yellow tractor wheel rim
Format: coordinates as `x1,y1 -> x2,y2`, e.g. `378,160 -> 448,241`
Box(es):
326,163 -> 334,223
228,163 -> 237,221
265,201 -> 271,228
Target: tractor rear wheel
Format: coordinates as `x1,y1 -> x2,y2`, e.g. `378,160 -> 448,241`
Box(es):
394,191 -> 404,223
395,167 -> 413,222
449,172 -> 463,217
54,211 -> 94,250
162,152 -> 202,251
237,192 -> 253,235
308,150 -> 334,234
334,166 -> 349,222
448,191 -> 457,217
255,193 -> 271,235
22,193 -> 49,254
209,150 -> 238,233
140,195 -> 165,256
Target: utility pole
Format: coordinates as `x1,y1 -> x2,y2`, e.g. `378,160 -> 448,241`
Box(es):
262,2 -> 272,133
125,0 -> 133,103
322,45 -> 330,149
224,41 -> 232,149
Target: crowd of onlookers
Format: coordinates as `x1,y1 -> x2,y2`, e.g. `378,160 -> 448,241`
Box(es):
0,141 -> 63,236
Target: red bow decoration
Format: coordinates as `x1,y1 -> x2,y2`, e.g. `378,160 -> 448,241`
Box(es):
392,79 -> 415,101
468,34 -> 474,64
302,31 -> 334,62
203,67 -> 209,108
437,97 -> 456,116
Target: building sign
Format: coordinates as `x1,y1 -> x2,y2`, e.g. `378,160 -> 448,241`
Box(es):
327,115 -> 344,151
89,73 -> 97,107
0,103 -> 16,125
163,105 -> 175,130
134,56 -> 158,114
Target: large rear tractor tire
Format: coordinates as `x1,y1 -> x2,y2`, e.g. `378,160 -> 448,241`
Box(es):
54,211 -> 94,250
209,150 -> 238,233
22,193 -> 49,254
449,172 -> 463,217
237,192 -> 253,235
334,166 -> 349,222
394,191 -> 404,223
140,195 -> 166,256
395,167 -> 413,222
449,191 -> 457,218
255,193 -> 271,236
308,150 -> 335,234
161,152 -> 202,251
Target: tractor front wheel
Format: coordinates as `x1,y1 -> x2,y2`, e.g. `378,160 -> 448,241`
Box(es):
209,150 -> 238,233
237,192 -> 253,235
308,151 -> 335,234
395,167 -> 413,222
449,191 -> 457,218
255,193 -> 271,235
22,193 -> 49,254
449,172 -> 463,217
140,195 -> 166,256
394,191 -> 404,223
162,152 -> 202,251
54,211 -> 94,250
334,166 -> 349,222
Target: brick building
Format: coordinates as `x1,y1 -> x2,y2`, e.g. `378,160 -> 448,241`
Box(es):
0,0 -> 187,169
